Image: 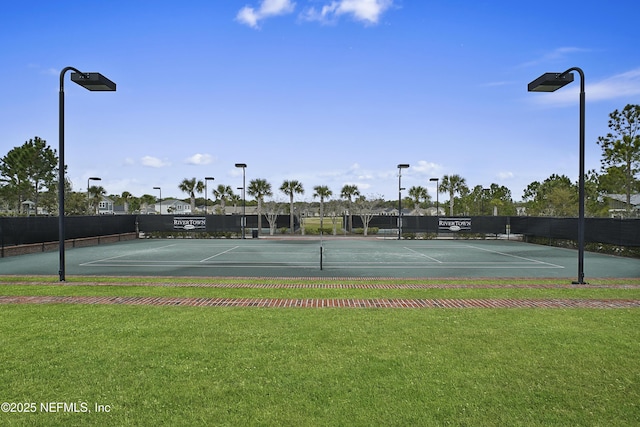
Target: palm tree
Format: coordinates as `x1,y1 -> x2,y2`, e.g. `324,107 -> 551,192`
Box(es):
88,185 -> 106,215
179,177 -> 204,213
280,180 -> 304,234
213,184 -> 234,214
121,191 -> 132,214
440,174 -> 468,216
408,186 -> 429,212
248,178 -> 272,235
340,184 -> 360,232
313,185 -> 332,232
139,194 -> 156,214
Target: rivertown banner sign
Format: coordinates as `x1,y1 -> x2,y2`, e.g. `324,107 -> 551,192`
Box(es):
438,218 -> 472,232
173,217 -> 206,231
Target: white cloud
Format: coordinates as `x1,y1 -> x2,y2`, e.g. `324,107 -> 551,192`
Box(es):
28,64 -> 63,76
411,160 -> 442,175
588,68 -> 640,101
519,47 -> 590,69
236,0 -> 296,28
345,162 -> 374,180
301,0 -> 393,25
497,171 -> 514,180
357,172 -> 374,180
141,156 -> 170,168
185,153 -> 215,165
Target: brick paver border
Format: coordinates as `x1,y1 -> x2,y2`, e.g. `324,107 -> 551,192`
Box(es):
2,278 -> 638,309
1,295 -> 638,309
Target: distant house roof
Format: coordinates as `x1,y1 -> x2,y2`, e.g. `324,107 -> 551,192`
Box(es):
166,199 -> 190,209
147,199 -> 192,215
606,194 -> 640,208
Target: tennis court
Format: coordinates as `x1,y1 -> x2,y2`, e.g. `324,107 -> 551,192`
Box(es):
1,237 -> 638,279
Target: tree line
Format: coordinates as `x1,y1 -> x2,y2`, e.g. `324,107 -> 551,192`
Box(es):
1,105 -> 638,219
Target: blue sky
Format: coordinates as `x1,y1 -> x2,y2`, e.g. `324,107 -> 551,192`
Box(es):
1,0 -> 639,203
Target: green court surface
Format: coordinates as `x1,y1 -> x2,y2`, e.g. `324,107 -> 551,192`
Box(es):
1,237 -> 638,279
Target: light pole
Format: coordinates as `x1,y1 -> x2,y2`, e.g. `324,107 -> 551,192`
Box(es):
429,177 -> 439,216
204,176 -> 215,214
58,68 -> 116,281
528,67 -> 586,284
235,163 -> 247,238
153,187 -> 162,215
87,177 -> 101,214
397,164 -> 410,239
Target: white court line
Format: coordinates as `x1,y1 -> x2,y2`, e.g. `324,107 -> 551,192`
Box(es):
79,242 -> 564,270
323,265 -> 564,269
83,264 -> 317,269
80,262 -> 563,269
81,257 -> 564,269
79,244 -> 179,266
464,244 -> 564,268
200,246 -> 240,262
403,246 -> 443,263
218,251 -> 318,257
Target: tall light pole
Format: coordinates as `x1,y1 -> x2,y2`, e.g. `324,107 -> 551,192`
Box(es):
58,68 -> 116,281
429,177 -> 439,216
87,177 -> 101,214
235,163 -> 247,238
204,176 -> 215,214
528,67 -> 586,284
397,164 -> 410,239
153,187 -> 162,215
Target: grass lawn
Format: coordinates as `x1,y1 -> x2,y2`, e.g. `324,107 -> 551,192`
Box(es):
302,216 -> 339,233
1,277 -> 639,426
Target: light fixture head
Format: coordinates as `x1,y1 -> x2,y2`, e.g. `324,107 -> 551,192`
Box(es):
397,163 -> 410,169
528,72 -> 574,92
235,163 -> 247,168
71,72 -> 116,91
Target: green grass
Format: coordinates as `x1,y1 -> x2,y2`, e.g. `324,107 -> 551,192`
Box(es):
302,216 -> 332,227
1,283 -> 639,301
1,275 -> 639,300
1,276 -> 639,426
